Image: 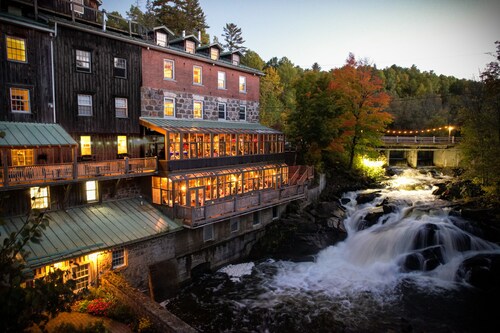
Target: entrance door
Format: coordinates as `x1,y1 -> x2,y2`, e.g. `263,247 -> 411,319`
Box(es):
189,187 -> 205,207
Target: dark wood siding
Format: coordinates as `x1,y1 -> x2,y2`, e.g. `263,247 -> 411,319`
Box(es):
53,26 -> 142,135
0,22 -> 54,122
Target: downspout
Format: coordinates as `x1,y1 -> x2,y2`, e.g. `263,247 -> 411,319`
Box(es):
50,22 -> 57,123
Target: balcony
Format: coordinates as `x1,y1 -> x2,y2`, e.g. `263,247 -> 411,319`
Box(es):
1,157 -> 157,188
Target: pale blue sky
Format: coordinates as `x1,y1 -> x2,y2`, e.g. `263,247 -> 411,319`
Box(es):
103,0 -> 500,80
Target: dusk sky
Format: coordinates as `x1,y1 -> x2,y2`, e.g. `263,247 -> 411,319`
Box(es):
103,0 -> 500,80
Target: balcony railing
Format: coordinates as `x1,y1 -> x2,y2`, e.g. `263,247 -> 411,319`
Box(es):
1,157 -> 157,187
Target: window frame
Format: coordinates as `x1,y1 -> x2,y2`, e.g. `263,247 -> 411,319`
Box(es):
85,180 -> 98,203
156,32 -> 167,47
72,0 -> 84,14
117,135 -> 127,155
163,59 -> 175,80
113,57 -> 127,78
218,71 -> 226,89
112,248 -> 126,269
218,102 -> 226,120
233,54 -> 240,65
12,149 -> 34,166
76,49 -> 91,73
239,105 -> 247,121
210,47 -> 219,60
193,101 -> 203,119
115,97 -> 128,118
193,65 -> 203,85
6,36 -> 27,63
10,87 -> 31,113
186,40 -> 195,54
30,186 -> 50,209
164,97 -> 175,118
239,76 -> 247,93
77,94 -> 93,116
80,136 -> 92,156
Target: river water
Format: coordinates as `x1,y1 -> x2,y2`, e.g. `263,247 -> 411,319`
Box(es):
164,169 -> 499,332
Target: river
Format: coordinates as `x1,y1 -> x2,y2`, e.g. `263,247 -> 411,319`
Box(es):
164,168 -> 499,332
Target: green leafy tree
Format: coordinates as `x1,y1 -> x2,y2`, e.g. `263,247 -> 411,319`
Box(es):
127,0 -> 158,30
105,11 -> 129,31
241,49 -> 265,71
0,211 -> 75,332
260,67 -> 285,129
329,54 -> 392,169
222,23 -> 246,52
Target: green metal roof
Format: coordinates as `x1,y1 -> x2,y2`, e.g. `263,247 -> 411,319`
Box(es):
0,122 -> 77,148
140,117 -> 282,134
0,198 -> 182,268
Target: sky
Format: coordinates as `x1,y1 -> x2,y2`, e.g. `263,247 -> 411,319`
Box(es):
103,0 -> 500,80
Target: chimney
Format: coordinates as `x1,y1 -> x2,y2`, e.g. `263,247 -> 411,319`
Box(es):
182,30 -> 185,37
198,29 -> 201,41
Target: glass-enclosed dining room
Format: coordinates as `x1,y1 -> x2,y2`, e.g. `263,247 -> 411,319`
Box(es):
152,163 -> 289,207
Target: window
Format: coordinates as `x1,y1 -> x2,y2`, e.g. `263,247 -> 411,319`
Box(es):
239,105 -> 246,121
10,88 -> 30,113
6,36 -> 26,62
113,57 -> 127,78
164,98 -> 175,117
76,49 -> 91,72
203,224 -> 214,242
112,248 -> 126,269
156,32 -> 167,47
186,40 -> 195,54
85,180 -> 98,202
218,103 -> 226,120
239,76 -> 247,93
218,71 -> 226,89
163,59 -> 174,80
193,101 -> 203,119
12,149 -> 33,166
210,47 -> 219,60
193,66 -> 202,85
117,135 -> 127,155
272,206 -> 279,220
230,218 -> 239,233
115,97 -> 128,118
31,187 -> 49,209
233,54 -> 240,65
253,212 -> 260,226
77,94 -> 92,116
80,136 -> 92,156
73,263 -> 89,290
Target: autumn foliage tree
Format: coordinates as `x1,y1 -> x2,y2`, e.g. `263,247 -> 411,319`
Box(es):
329,54 -> 392,169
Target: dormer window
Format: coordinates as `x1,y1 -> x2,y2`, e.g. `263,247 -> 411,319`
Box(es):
233,54 -> 240,66
186,40 -> 195,54
210,48 -> 219,60
156,32 -> 167,47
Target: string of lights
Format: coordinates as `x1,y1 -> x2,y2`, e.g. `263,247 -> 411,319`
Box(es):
385,125 -> 458,135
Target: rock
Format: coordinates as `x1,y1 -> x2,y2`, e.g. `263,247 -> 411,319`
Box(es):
382,204 -> 397,214
432,183 -> 448,196
356,191 -> 382,205
359,207 -> 384,230
412,223 -> 442,249
456,253 -> 500,291
401,246 -> 444,272
340,198 -> 351,205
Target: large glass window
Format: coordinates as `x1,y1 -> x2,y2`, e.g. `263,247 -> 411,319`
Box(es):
10,88 -> 30,113
113,57 -> 127,78
6,36 -> 26,62
115,98 -> 128,118
31,187 -> 49,209
218,103 -> 226,120
76,49 -> 91,72
193,66 -> 202,85
12,149 -> 34,166
239,76 -> 246,93
78,94 -> 92,116
193,101 -> 203,119
86,180 -> 98,202
164,98 -> 175,117
117,135 -> 127,155
73,263 -> 89,290
163,59 -> 174,80
80,136 -> 92,156
218,71 -> 226,89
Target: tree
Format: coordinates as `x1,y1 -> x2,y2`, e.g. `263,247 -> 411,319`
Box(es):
311,62 -> 321,72
329,54 -> 392,169
222,23 -> 246,52
260,67 -> 285,129
105,11 -> 129,31
0,211 -> 75,332
241,49 -> 265,71
127,0 -> 158,30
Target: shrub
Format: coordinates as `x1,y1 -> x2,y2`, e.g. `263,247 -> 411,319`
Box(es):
107,302 -> 134,324
52,320 -> 107,333
76,299 -> 91,313
137,317 -> 154,333
86,298 -> 113,317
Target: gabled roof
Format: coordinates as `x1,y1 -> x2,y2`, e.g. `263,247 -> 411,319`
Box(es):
197,42 -> 224,52
220,49 -> 244,57
169,34 -> 201,45
152,25 -> 175,36
0,198 -> 182,268
140,117 -> 282,135
0,122 -> 77,148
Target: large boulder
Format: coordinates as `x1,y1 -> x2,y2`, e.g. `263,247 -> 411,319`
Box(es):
456,253 -> 500,291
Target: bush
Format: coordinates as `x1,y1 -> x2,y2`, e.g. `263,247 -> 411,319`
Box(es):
137,317 -> 154,333
86,298 -> 113,317
53,320 -> 107,333
76,299 -> 91,313
107,302 -> 134,324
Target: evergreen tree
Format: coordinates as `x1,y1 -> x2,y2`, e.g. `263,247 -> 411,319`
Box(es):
127,0 -> 157,30
311,62 -> 321,72
222,23 -> 246,52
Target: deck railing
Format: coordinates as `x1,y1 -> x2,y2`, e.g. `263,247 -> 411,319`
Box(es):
381,136 -> 460,145
1,157 -> 157,187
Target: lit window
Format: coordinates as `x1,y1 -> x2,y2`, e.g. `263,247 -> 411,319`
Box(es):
76,49 -> 91,72
193,66 -> 202,85
78,94 -> 92,116
164,98 -> 175,117
210,47 -> 219,60
73,263 -> 89,290
10,88 -> 30,112
239,76 -> 246,93
6,36 -> 26,62
12,149 -> 34,166
203,224 -> 214,242
80,136 -> 92,156
218,103 -> 226,120
193,101 -> 203,119
186,40 -> 195,54
163,59 -> 174,80
233,54 -> 240,65
85,181 -> 98,202
218,71 -> 226,89
113,57 -> 127,78
239,105 -> 246,121
31,187 -> 49,209
117,135 -> 127,155
115,97 -> 128,118
112,248 -> 126,269
156,32 -> 167,47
